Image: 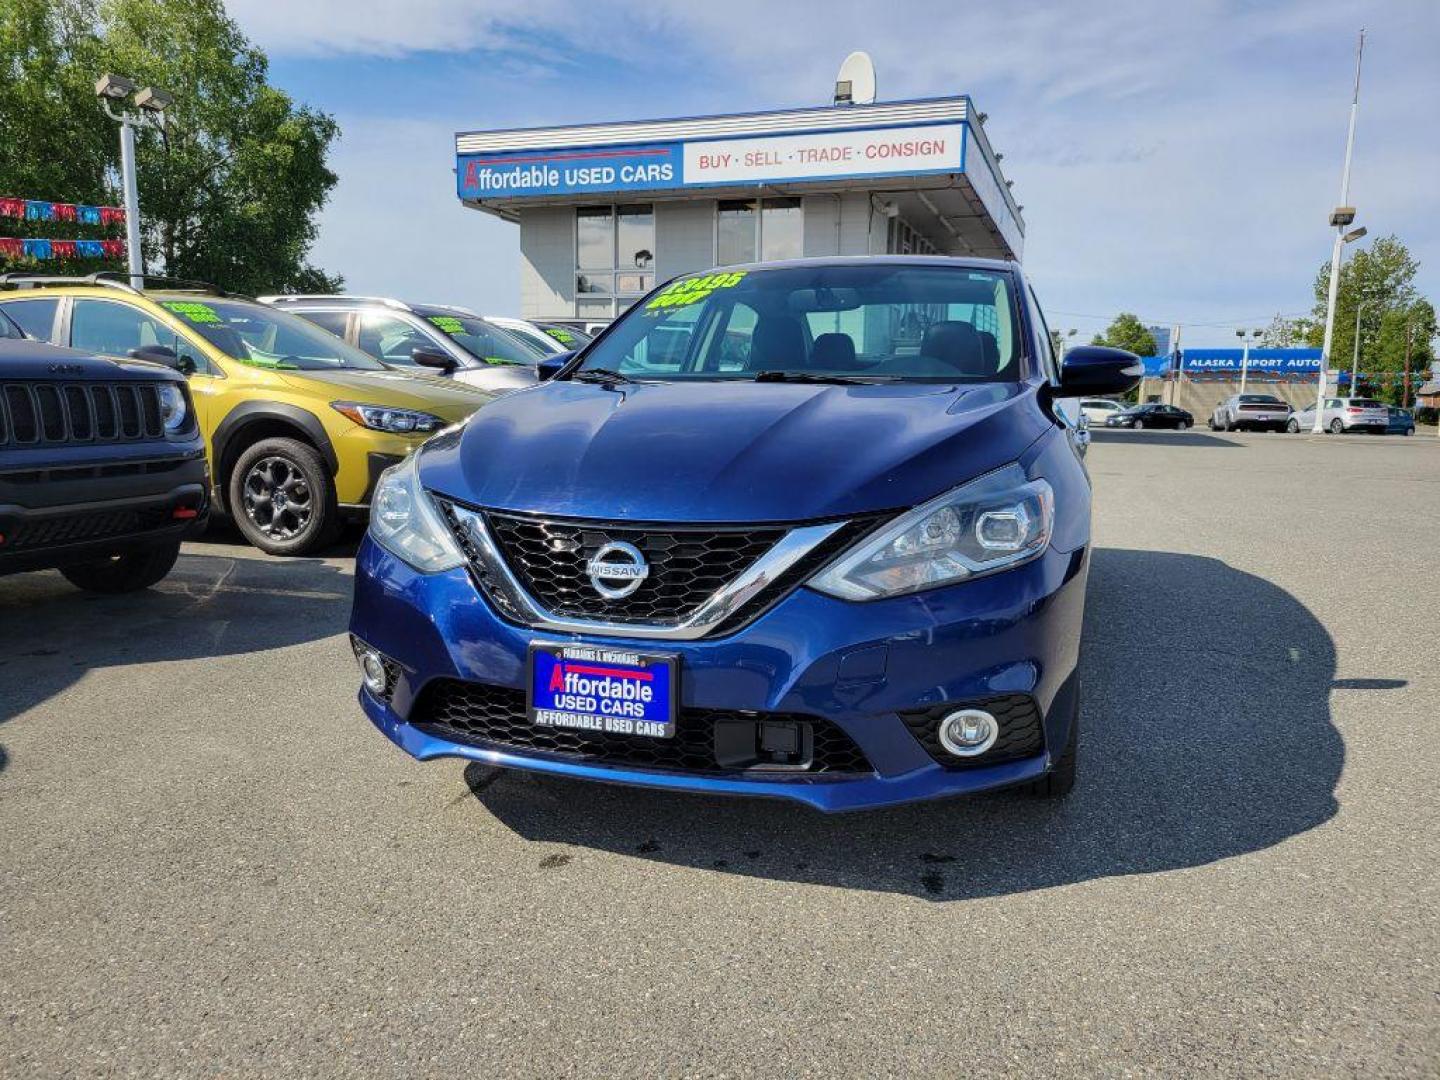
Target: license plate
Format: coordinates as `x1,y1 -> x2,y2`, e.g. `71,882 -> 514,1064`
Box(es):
528,643 -> 678,739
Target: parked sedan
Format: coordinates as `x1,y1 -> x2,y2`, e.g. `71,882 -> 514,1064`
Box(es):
1209,393 -> 1291,432
1387,407 -> 1416,436
1287,397 -> 1389,434
1104,403 -> 1194,430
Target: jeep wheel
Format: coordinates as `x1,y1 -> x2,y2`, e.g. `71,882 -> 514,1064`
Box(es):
60,541 -> 180,593
1024,688 -> 1078,799
229,437 -> 340,556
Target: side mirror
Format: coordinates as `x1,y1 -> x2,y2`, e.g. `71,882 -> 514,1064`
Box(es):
536,350 -> 575,381
1056,345 -> 1144,398
128,344 -> 193,375
412,347 -> 458,372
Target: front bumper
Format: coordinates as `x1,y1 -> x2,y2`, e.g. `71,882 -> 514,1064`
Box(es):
0,447 -> 209,576
350,536 -> 1088,812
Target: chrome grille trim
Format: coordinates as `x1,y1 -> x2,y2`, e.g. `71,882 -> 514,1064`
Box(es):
440,501 -> 846,641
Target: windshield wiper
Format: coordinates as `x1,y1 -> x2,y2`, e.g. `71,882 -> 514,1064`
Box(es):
752,370 -> 894,385
571,367 -> 636,385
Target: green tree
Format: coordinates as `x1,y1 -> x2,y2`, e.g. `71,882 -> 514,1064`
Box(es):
1258,312 -> 1317,348
1305,235 -> 1425,401
0,0 -> 340,293
1093,312 -> 1156,356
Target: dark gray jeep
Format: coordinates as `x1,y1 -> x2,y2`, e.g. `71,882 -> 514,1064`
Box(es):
0,310 -> 209,592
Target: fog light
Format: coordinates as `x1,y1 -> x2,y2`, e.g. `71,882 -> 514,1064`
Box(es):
937,708 -> 998,757
355,644 -> 389,697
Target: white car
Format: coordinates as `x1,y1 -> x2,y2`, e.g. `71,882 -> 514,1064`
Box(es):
486,316 -> 593,357
1079,398 -> 1125,425
1288,396 -> 1389,434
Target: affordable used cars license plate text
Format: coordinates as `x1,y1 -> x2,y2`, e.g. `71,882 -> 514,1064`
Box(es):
528,643 -> 677,739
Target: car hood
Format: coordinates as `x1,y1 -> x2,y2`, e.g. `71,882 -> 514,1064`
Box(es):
276,367 -> 494,422
419,379 -> 1050,523
0,338 -> 181,382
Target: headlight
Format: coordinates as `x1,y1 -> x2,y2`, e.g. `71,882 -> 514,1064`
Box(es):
157,383 -> 188,433
809,464 -> 1053,600
331,401 -> 445,434
368,452 -> 466,572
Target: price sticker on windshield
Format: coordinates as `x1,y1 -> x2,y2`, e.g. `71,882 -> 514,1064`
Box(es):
161,301 -> 222,324
428,316 -> 465,334
645,271 -> 747,314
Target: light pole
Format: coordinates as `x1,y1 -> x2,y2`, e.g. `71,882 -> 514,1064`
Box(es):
94,74 -> 173,290
1236,328 -> 1262,394
1313,29 -> 1366,432
1349,299 -> 1368,399
1057,328 -> 1076,363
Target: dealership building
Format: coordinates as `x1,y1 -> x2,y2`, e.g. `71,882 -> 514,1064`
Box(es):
454,95 -> 1024,322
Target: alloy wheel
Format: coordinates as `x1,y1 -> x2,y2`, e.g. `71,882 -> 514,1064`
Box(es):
241,455 -> 314,542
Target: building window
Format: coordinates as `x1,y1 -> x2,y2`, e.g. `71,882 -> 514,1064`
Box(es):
575,204 -> 655,319
887,217 -> 936,256
717,198 -> 804,266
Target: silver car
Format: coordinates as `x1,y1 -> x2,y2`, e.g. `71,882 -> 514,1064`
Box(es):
1287,396 -> 1390,434
258,295 -> 547,396
1209,393 -> 1291,432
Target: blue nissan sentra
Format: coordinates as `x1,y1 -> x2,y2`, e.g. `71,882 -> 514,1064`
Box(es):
349,257 -> 1141,812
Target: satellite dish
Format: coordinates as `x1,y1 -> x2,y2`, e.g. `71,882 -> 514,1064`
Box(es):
834,51 -> 877,106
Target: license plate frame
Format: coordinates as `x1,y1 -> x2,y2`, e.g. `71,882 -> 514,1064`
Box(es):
526,642 -> 679,740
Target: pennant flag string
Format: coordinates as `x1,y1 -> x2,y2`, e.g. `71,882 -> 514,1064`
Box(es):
0,197 -> 125,226
0,237 -> 125,260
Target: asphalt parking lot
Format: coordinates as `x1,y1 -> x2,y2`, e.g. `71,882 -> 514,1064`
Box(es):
2,431 -> 1437,1077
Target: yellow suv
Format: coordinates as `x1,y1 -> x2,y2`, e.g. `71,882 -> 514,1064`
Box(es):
0,276 -> 494,555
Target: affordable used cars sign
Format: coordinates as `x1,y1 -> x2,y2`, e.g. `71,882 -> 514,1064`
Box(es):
458,143 -> 683,198
457,122 -> 965,198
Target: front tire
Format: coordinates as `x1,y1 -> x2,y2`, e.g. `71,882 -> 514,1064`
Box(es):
228,437 -> 340,556
1133,419 -> 1144,429
1287,418 -> 1300,433
1404,427 -> 1415,437
60,541 -> 180,593
1178,419 -> 1190,430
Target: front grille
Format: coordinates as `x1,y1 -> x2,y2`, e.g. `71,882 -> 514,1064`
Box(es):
2,506 -> 173,551
412,679 -> 872,776
899,694 -> 1045,768
480,510 -> 786,625
0,381 -> 169,447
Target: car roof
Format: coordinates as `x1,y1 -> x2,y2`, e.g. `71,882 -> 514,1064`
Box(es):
691,254 -> 1022,275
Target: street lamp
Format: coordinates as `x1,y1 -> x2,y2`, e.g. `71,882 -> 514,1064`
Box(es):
94,73 -> 174,289
1236,328 -> 1262,393
1349,300 -> 1368,400
1313,29 -> 1366,433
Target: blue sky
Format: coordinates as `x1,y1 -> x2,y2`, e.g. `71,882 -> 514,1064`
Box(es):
228,0 -> 1440,348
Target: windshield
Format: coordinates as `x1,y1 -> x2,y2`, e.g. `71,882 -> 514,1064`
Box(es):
160,298 -> 385,371
574,264 -> 1023,382
419,312 -> 545,366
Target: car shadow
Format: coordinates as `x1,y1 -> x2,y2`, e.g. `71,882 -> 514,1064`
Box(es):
465,548 -> 1345,900
0,549 -> 354,776
1090,430 -> 1238,447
